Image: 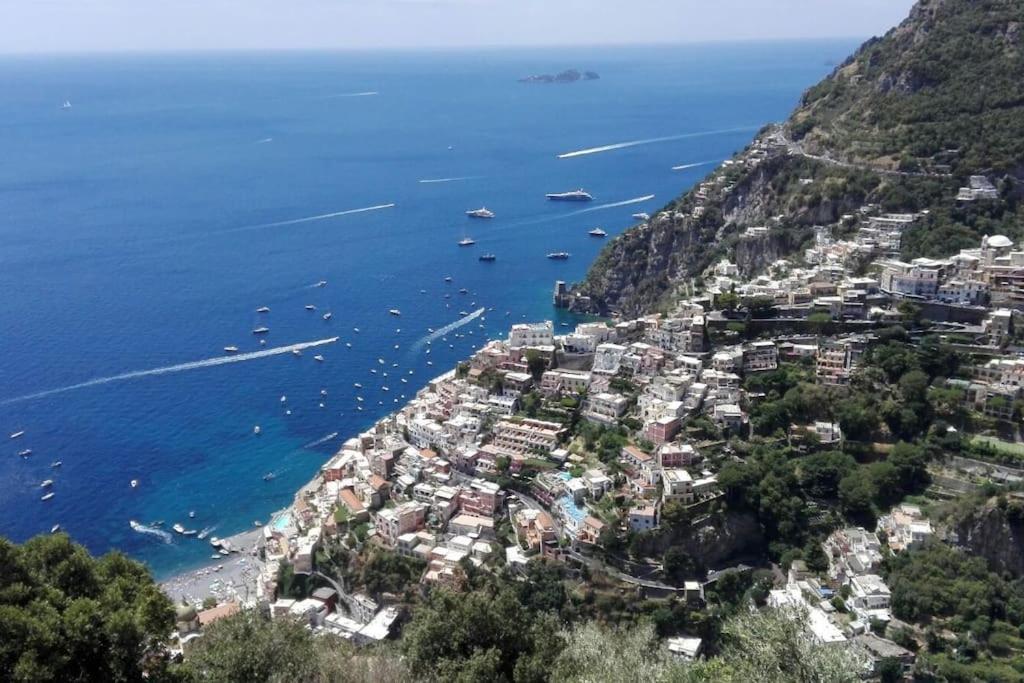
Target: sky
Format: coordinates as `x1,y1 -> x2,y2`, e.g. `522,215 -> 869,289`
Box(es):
0,0 -> 918,54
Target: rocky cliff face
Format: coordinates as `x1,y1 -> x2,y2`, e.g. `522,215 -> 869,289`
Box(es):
568,152 -> 864,315
955,499 -> 1024,578
566,0 -> 1024,316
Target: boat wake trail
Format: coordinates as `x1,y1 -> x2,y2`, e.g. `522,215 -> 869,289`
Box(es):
671,160 -> 719,171
418,176 -> 479,184
130,522 -> 174,544
1,338 -> 340,406
556,126 -> 758,159
304,432 -> 339,449
572,194 -> 656,215
324,91 -> 379,98
414,308 -> 485,351
215,204 -> 396,236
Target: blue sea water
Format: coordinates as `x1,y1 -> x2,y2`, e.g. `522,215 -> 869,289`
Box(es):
0,42 -> 855,578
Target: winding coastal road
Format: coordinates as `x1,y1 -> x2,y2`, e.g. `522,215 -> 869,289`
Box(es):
781,129 -> 953,180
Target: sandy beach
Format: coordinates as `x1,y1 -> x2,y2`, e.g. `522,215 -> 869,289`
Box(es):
160,527 -> 266,606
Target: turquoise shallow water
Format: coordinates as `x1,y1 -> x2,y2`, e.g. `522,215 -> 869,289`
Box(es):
0,42 -> 854,578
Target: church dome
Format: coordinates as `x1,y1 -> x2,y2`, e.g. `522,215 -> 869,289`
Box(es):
986,234 -> 1013,249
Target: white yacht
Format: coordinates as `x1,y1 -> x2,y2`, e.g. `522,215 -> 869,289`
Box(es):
224,346 -> 239,353
305,305 -> 316,311
588,227 -> 607,237
256,306 -> 270,313
466,207 -> 495,219
41,492 -> 55,501
252,327 -> 269,335
458,237 -> 476,246
10,431 -> 25,439
389,309 -> 401,316
546,188 -> 593,201
40,479 -> 53,488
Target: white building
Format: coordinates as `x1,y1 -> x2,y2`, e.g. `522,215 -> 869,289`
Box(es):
508,321 -> 554,349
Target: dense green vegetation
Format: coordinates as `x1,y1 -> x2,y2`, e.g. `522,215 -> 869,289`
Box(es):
0,534 -> 174,682
883,541 -> 1024,682
795,0 -> 1024,176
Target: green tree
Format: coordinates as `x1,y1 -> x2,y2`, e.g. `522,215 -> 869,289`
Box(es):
0,534 -> 174,683
402,584 -> 563,682
182,610 -> 316,682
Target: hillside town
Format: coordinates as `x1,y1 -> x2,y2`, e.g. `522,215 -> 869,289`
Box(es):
168,179 -> 1024,678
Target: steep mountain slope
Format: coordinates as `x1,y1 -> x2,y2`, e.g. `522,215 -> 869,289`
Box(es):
567,0 -> 1024,317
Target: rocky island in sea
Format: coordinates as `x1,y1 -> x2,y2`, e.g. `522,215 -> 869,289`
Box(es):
518,68 -> 599,84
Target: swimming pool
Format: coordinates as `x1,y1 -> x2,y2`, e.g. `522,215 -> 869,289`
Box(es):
271,511 -> 293,532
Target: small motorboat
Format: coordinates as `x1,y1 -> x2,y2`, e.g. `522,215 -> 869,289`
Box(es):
479,254 -> 497,262
189,511 -> 196,519
252,327 -> 270,334
130,479 -> 139,488
588,227 -> 607,237
316,280 -> 327,287
444,276 -> 453,282
314,355 -> 324,362
458,237 -> 476,246
354,382 -> 362,388
172,523 -> 186,534
253,425 -> 261,435
40,479 -> 54,488
224,346 -> 239,353
256,306 -> 270,313
18,449 -> 32,457
51,524 -> 61,534
50,461 -> 62,468
305,305 -> 316,311
323,312 -> 332,320
292,349 -> 301,356
41,492 -> 55,501
10,431 -> 25,439
389,309 -> 401,316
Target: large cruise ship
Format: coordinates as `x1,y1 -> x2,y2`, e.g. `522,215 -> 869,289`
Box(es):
546,189 -> 593,202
